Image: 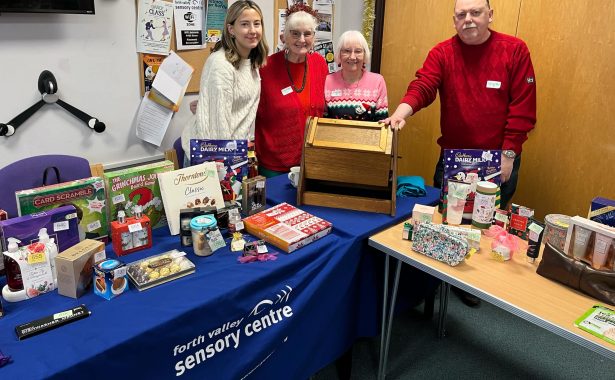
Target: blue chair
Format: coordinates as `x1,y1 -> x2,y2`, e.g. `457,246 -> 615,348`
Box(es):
174,137 -> 185,168
0,155 -> 92,218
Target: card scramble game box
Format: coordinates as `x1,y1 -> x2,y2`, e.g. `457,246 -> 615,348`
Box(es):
103,160 -> 174,229
16,177 -> 108,242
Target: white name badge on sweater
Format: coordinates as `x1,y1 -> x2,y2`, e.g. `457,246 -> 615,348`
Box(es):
486,80 -> 501,89
281,86 -> 293,96
331,89 -> 342,97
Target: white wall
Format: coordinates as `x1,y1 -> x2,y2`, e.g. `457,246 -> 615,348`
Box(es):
0,0 -> 363,169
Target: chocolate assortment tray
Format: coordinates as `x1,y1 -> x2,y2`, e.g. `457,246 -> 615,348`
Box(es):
126,250 -> 195,291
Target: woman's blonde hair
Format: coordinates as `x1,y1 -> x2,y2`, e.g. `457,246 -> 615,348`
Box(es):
213,0 -> 269,69
335,30 -> 371,66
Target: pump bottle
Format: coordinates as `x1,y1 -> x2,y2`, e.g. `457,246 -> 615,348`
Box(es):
3,238 -> 24,291
38,228 -> 59,285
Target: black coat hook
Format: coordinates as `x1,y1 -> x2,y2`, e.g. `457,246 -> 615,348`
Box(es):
0,70 -> 105,137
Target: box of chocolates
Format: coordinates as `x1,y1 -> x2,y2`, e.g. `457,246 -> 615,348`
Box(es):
243,203 -> 333,253
126,250 -> 195,291
93,259 -> 128,300
157,162 -> 225,235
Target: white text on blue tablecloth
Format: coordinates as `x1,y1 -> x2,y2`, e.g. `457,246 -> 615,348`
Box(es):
173,305 -> 294,376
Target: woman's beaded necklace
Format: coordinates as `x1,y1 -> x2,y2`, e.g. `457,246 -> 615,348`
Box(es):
285,52 -> 308,93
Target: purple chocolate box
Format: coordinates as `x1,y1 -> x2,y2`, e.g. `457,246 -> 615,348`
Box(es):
0,205 -> 80,253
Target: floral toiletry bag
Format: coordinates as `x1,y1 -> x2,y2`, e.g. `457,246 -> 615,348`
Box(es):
412,222 -> 469,266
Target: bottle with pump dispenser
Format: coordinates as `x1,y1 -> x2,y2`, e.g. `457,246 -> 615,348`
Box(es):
38,228 -> 59,286
2,238 -> 28,302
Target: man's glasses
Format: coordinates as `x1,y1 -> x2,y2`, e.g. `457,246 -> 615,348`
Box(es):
289,30 -> 314,40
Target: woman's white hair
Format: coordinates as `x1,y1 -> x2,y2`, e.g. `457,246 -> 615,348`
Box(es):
335,30 -> 371,65
283,11 -> 318,49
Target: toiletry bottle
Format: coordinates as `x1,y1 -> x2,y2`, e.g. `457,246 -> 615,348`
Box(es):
38,228 -> 58,285
592,233 -> 613,269
3,238 -> 24,292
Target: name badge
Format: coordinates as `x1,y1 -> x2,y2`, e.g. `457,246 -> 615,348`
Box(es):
331,89 -> 342,97
486,80 -> 501,89
281,86 -> 293,96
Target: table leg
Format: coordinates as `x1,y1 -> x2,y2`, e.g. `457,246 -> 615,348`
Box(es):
378,257 -> 402,380
437,282 -> 450,338
378,254 -> 389,379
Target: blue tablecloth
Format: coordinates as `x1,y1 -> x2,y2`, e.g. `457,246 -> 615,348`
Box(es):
0,175 -> 439,379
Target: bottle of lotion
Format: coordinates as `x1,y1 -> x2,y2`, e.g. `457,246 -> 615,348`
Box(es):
3,238 -> 24,292
38,228 -> 58,286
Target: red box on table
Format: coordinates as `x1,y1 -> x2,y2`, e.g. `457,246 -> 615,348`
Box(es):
243,203 -> 332,253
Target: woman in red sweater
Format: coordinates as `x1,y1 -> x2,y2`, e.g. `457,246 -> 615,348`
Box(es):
255,4 -> 328,177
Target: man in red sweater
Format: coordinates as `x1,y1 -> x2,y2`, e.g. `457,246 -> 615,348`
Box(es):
385,0 -> 536,306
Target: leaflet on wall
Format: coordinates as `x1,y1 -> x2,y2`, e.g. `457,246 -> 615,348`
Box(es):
141,53 -> 165,93
313,0 -> 335,10
174,0 -> 207,50
135,93 -> 173,147
205,0 -> 228,43
287,0 -> 305,7
148,51 -> 194,111
314,4 -> 333,43
137,0 -> 175,55
314,41 -> 336,73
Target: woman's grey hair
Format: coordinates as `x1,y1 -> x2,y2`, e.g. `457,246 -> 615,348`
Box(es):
335,30 -> 371,65
283,11 -> 318,50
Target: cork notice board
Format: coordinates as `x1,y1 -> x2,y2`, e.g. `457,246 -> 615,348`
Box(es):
137,0 -> 218,95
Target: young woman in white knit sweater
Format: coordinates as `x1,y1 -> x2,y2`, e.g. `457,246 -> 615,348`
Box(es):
181,1 -> 269,157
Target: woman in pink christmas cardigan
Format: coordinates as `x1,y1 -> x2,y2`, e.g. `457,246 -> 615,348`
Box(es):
324,30 -> 388,122
254,4 -> 328,178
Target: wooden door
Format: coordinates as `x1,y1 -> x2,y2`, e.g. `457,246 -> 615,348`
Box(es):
380,0 -> 615,218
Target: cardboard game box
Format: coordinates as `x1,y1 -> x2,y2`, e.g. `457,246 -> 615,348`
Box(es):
104,160 -> 174,229
16,177 -> 108,242
243,203 -> 333,253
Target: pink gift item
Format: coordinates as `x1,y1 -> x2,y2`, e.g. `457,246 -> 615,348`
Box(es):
484,225 -> 520,261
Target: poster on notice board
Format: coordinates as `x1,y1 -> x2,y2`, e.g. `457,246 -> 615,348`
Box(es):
136,0 -> 175,55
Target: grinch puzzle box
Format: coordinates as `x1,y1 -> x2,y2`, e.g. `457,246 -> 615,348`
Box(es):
16,177 -> 108,242
103,160 -> 174,229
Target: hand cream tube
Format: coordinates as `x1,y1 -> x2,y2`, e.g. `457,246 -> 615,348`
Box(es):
572,226 -> 592,259
526,220 -> 544,263
592,233 -> 613,269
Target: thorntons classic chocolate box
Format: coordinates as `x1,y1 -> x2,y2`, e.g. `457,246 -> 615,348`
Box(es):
16,177 -> 108,242
158,162 -> 225,235
103,160 -> 174,229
